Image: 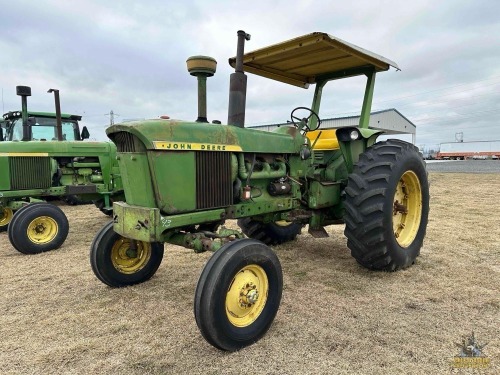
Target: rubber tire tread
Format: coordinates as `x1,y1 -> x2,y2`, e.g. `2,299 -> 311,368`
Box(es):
8,203 -> 69,254
7,203 -> 43,246
90,221 -> 164,287
343,139 -> 429,271
194,238 -> 283,351
237,218 -> 302,245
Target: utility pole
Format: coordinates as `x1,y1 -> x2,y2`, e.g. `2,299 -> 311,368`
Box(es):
105,110 -> 119,126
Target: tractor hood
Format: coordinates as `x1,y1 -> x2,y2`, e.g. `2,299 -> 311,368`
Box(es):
107,119 -> 305,154
0,140 -> 116,156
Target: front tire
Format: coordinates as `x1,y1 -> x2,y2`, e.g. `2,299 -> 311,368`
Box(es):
8,203 -> 69,254
194,238 -> 283,351
0,207 -> 14,232
237,218 -> 302,245
90,222 -> 164,287
343,139 -> 429,271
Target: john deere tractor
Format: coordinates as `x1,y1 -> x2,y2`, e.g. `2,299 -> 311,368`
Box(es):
0,86 -> 123,254
90,31 -> 429,351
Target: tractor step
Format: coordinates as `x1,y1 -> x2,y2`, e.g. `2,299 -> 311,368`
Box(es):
308,226 -> 329,238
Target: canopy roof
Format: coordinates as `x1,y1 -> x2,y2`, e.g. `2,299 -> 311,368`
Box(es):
229,32 -> 399,88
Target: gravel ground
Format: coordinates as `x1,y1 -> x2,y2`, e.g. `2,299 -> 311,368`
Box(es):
1,173 -> 499,374
425,160 -> 500,173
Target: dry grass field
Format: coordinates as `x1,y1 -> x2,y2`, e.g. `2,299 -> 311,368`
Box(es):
1,172 -> 499,374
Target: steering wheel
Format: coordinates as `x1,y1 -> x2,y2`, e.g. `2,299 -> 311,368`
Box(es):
290,107 -> 321,132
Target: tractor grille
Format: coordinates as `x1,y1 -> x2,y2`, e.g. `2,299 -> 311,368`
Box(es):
9,157 -> 52,190
112,132 -> 137,152
196,152 -> 233,209
314,151 -> 325,162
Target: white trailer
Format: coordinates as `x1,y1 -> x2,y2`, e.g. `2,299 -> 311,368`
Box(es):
437,141 -> 500,160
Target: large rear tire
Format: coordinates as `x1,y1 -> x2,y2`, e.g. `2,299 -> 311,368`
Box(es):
343,139 -> 429,271
8,203 -> 69,254
194,238 -> 283,351
90,222 -> 164,287
237,218 -> 302,245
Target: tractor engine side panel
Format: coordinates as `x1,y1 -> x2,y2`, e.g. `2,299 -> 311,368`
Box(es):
148,151 -> 196,214
116,152 -> 157,208
148,150 -> 233,214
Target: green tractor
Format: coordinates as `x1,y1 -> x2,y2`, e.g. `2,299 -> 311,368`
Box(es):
0,86 -> 123,254
90,31 -> 429,351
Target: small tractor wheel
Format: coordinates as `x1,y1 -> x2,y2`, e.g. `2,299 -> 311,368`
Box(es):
8,203 -> 69,254
0,207 -> 14,232
343,139 -> 429,271
90,221 -> 164,287
194,238 -> 282,351
7,203 -> 41,246
237,218 -> 302,245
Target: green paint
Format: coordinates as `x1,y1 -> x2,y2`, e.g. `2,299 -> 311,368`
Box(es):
103,33 -> 402,253
107,120 -> 304,154
116,153 -> 156,208
149,151 -> 196,213
308,181 -> 340,209
359,69 -> 376,129
0,111 -> 123,212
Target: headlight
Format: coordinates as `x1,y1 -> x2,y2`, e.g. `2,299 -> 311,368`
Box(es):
350,130 -> 360,140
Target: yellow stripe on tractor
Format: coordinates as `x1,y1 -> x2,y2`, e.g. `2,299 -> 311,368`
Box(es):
306,129 -> 340,150
0,152 -> 49,157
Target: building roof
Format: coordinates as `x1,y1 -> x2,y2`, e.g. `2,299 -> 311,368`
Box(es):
247,108 -> 415,136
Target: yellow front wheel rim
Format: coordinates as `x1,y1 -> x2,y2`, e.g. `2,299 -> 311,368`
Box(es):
226,265 -> 269,327
393,170 -> 423,248
274,220 -> 293,227
111,238 -> 152,274
27,216 -> 59,244
1,207 -> 14,227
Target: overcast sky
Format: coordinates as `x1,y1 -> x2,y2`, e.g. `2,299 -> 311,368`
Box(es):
1,0 -> 499,149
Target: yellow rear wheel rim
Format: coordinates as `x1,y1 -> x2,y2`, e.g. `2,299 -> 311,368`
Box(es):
393,170 -> 422,248
111,238 -> 152,274
226,264 -> 269,327
27,216 -> 59,244
1,208 -> 14,227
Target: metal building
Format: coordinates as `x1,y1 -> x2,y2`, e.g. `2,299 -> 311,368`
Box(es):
248,108 -> 416,144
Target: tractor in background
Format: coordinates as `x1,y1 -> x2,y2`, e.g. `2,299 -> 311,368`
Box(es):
0,86 -> 123,254
90,31 -> 429,351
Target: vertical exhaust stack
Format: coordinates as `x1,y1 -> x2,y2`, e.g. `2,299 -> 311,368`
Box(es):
47,88 -> 63,141
16,85 -> 31,141
227,30 -> 251,128
186,56 -> 217,123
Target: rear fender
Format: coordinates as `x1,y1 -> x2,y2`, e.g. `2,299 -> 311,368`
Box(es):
336,127 -> 382,173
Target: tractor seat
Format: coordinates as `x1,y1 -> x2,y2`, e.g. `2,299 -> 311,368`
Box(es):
306,129 -> 340,150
